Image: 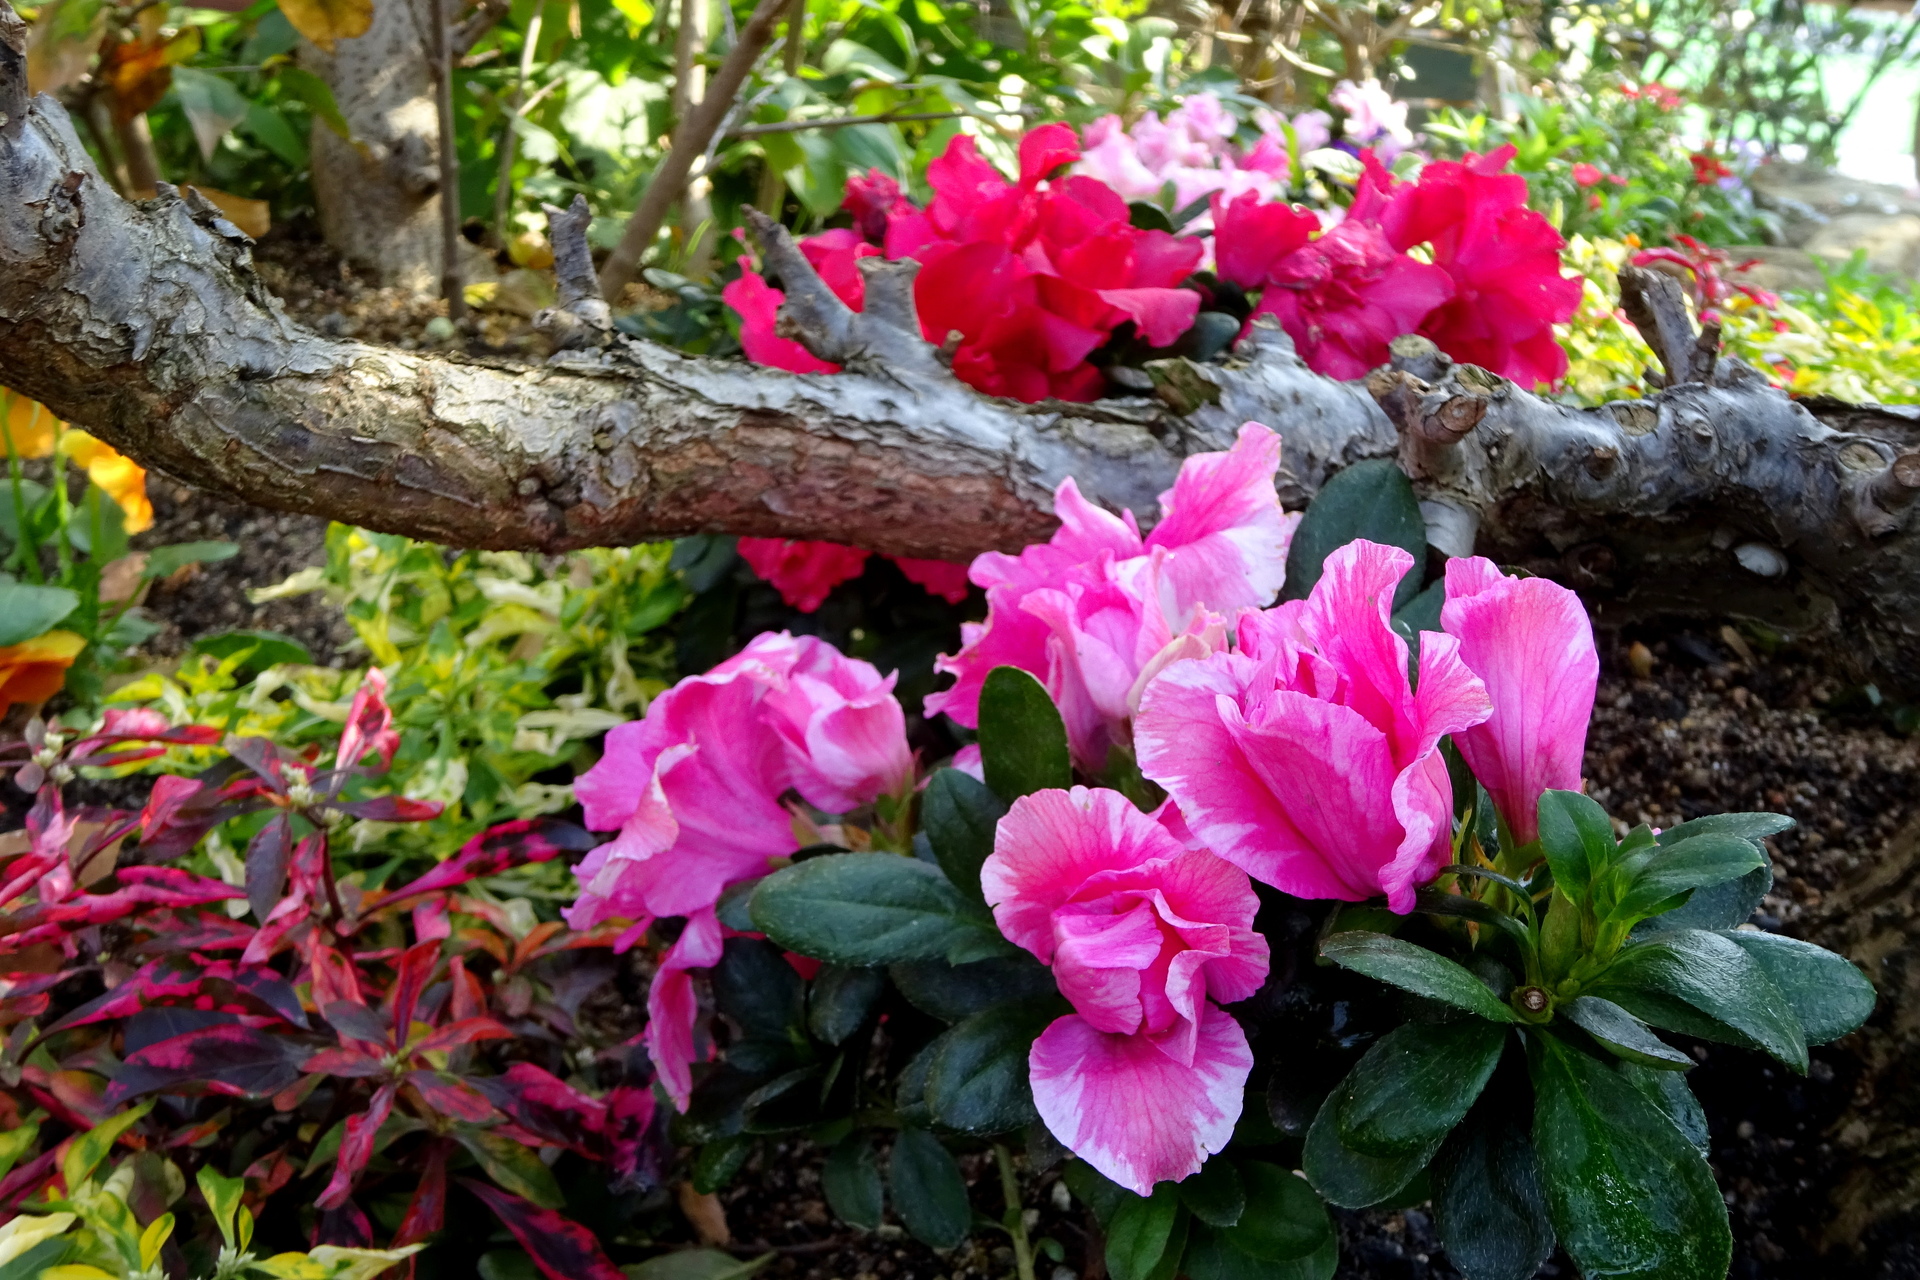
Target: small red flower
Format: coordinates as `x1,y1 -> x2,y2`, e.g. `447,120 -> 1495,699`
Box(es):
1571,163 -> 1603,188
1689,152 -> 1732,185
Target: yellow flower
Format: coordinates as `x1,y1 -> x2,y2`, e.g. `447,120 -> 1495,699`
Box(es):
0,630 -> 86,716
1,389 -> 59,459
62,432 -> 154,533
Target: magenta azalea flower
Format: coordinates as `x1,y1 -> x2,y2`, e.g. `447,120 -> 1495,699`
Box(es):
736,538 -> 871,612
926,423 -> 1298,768
1441,556 -> 1599,844
1134,540 -> 1492,913
568,633 -> 911,1104
982,786 -> 1267,1193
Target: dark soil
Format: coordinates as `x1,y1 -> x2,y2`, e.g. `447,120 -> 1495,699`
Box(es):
39,231 -> 1919,1277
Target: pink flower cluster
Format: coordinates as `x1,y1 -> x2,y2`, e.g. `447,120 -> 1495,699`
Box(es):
1215,145 -> 1584,386
568,632 -> 913,1106
1074,92 -> 1320,213
967,498 -> 1597,1193
926,422 -> 1299,771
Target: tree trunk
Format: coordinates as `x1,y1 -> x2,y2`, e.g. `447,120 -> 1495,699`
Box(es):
4,38 -> 1920,689
300,0 -> 444,287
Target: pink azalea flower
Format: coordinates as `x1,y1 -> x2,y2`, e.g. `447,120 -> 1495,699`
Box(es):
926,424 -> 1298,767
737,538 -> 871,612
1440,557 -> 1598,844
569,632 -> 912,1104
983,786 -> 1267,1193
1245,220 -> 1455,381
1329,78 -> 1413,159
760,639 -> 915,813
1134,540 -> 1492,913
718,262 -> 839,375
1368,145 -> 1584,388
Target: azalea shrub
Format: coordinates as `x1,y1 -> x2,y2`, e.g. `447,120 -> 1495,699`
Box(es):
0,682 -> 672,1280
574,425 -> 1876,1280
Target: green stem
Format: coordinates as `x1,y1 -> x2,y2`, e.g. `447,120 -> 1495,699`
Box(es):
994,1143 -> 1035,1280
5,402 -> 40,584
49,421 -> 72,581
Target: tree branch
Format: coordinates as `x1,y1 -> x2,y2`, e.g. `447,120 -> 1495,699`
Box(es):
4,62 -> 1920,693
597,0 -> 786,298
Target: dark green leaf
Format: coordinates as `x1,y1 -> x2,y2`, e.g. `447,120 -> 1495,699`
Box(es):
68,485 -> 127,561
808,965 -> 885,1046
190,629 -> 313,671
1655,812 -> 1795,845
1225,1161 -> 1331,1261
713,938 -> 805,1041
1561,996 -> 1692,1070
1623,1064 -> 1709,1154
1106,1184 -> 1181,1280
1337,1018 -> 1508,1156
1612,834 -> 1766,921
1528,1033 -> 1730,1280
145,541 -> 239,580
1062,1159 -> 1129,1227
1536,790 -> 1613,901
0,582 -> 78,647
823,1133 -> 885,1229
888,1127 -> 971,1249
1177,1159 -> 1244,1228
1431,1100 -> 1554,1280
1184,1226 -> 1337,1280
0,1234 -> 74,1280
889,953 -> 1057,1023
923,1001 -> 1054,1134
1594,928 -> 1807,1071
893,1041 -> 935,1126
715,878 -> 760,932
921,768 -> 1008,906
1319,932 -> 1517,1023
1636,866 -> 1771,936
978,667 -> 1071,800
692,1135 -> 753,1194
1413,886 -> 1531,944
1302,1080 -> 1431,1209
1282,459 -> 1426,609
750,854 -> 1009,966
1720,930 -> 1875,1044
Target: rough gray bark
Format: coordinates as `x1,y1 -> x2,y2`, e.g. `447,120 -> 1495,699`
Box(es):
4,42 -> 1920,691
301,0 -> 444,287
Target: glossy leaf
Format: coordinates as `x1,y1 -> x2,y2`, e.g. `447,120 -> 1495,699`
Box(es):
1721,929 -> 1876,1044
1536,789 -> 1614,900
1106,1184 -> 1181,1280
713,938 -> 805,1041
1176,1159 -> 1244,1228
1183,1226 -> 1337,1280
1528,1034 -> 1730,1280
1336,1018 -> 1508,1156
1319,932 -> 1516,1023
1302,1079 -> 1431,1209
1062,1158 -> 1129,1227
888,1127 -> 971,1249
921,767 -> 1008,905
1595,928 -> 1807,1071
63,1100 -> 152,1192
1431,1100 -> 1554,1280
1611,834 -> 1765,922
1281,458 -> 1426,610
243,812 -> 293,922
1561,996 -> 1692,1070
750,853 -> 1009,966
977,666 -> 1071,801
1223,1161 -> 1331,1262
923,1001 -> 1053,1134
889,953 -> 1057,1023
808,965 -> 885,1046
822,1133 -> 885,1229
